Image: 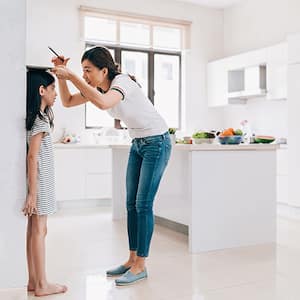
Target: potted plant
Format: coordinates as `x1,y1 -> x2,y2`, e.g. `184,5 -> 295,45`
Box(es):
168,128 -> 177,144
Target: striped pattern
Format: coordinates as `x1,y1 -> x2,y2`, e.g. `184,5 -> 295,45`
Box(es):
27,114 -> 56,215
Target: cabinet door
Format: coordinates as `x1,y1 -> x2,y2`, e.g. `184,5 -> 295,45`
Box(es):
266,43 -> 287,100
277,148 -> 288,176
85,148 -> 112,199
288,33 -> 300,64
54,149 -> 85,201
277,175 -> 288,204
207,60 -> 228,107
288,64 -> 300,206
85,148 -> 112,173
85,174 -> 112,199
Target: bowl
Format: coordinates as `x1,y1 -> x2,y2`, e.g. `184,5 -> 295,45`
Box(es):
218,135 -> 242,145
193,138 -> 215,144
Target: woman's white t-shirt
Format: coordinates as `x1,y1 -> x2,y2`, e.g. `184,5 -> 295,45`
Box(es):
106,74 -> 168,139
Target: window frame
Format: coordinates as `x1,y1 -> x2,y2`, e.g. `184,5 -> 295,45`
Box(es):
84,42 -> 182,130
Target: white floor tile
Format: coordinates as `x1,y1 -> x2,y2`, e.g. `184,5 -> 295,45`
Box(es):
2,207 -> 300,299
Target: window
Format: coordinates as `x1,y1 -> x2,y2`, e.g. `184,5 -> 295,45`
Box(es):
121,50 -> 148,96
120,22 -> 150,47
81,8 -> 190,129
85,49 -> 115,128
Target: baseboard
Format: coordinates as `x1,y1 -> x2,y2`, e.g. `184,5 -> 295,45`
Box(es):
277,202 -> 300,220
57,198 -> 111,210
155,215 -> 188,235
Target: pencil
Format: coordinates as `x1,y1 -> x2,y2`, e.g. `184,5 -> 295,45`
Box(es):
48,46 -> 64,63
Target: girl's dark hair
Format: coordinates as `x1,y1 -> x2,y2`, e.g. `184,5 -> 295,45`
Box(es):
26,70 -> 55,131
81,46 -> 138,83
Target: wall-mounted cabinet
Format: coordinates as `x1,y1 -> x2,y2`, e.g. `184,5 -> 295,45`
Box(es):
288,33 -> 300,64
207,59 -> 228,107
228,65 -> 266,100
266,43 -> 288,100
207,43 -> 287,107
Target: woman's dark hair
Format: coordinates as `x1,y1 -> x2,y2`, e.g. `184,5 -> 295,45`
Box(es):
81,46 -> 138,83
26,70 -> 55,131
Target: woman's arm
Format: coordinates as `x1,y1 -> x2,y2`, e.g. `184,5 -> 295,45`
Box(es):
52,66 -> 123,110
51,56 -> 88,108
23,133 -> 43,216
57,78 -> 88,108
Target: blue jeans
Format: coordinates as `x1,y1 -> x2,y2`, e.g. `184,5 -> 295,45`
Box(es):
126,132 -> 172,257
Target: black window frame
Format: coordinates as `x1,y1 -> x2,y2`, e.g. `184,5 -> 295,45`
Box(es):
85,42 -> 182,129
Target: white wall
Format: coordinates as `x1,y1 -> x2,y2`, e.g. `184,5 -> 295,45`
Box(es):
0,0 -> 26,288
26,0 -> 224,136
223,0 -> 300,56
219,0 -> 300,137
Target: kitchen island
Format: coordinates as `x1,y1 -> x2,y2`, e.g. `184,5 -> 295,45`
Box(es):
110,143 -> 278,253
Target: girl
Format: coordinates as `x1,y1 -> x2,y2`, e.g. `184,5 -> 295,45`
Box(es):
51,46 -> 172,286
23,69 -> 67,296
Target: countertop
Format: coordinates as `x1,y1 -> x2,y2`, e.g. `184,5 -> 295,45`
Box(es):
54,142 -> 281,151
110,143 -> 279,151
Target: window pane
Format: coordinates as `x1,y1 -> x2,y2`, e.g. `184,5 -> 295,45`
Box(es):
85,48 -> 115,128
84,17 -> 116,43
121,51 -> 148,96
120,22 -> 150,47
154,54 -> 180,128
153,26 -> 181,50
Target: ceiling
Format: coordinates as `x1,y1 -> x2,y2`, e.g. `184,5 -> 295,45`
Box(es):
175,0 -> 243,9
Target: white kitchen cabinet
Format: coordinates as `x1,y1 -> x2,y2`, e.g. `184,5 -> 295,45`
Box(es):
207,59 -> 228,107
226,47 -> 267,70
86,174 -> 112,199
277,148 -> 288,204
288,33 -> 300,64
54,149 -> 86,201
54,147 -> 112,201
266,43 -> 288,100
288,63 -> 300,207
207,47 -> 268,107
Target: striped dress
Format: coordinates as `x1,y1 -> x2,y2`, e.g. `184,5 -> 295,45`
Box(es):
27,113 -> 56,215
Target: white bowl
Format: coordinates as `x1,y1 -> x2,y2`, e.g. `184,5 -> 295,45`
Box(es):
193,138 -> 215,144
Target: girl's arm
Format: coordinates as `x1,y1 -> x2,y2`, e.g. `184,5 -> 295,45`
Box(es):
52,66 -> 123,110
23,133 -> 43,216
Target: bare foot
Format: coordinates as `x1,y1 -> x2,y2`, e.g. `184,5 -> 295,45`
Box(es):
35,283 -> 67,297
27,283 -> 35,292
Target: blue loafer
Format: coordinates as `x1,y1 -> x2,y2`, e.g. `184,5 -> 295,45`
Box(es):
106,265 -> 131,277
115,269 -> 148,286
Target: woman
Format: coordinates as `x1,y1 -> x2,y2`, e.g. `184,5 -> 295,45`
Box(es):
51,46 -> 172,286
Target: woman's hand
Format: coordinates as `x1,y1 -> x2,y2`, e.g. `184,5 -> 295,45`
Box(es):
22,194 -> 37,216
51,56 -> 70,67
51,65 -> 73,80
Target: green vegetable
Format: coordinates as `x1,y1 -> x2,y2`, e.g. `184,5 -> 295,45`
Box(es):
234,129 -> 243,136
192,131 -> 215,139
168,128 -> 177,134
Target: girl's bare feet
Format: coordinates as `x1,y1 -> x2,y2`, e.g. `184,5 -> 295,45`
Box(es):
35,283 -> 67,297
27,283 -> 35,292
